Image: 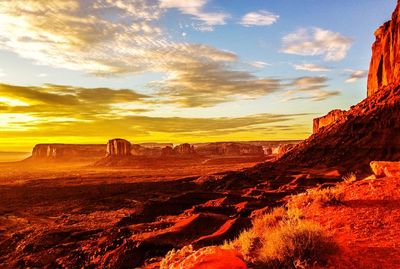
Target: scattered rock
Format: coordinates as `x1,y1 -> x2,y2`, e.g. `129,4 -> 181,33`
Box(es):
370,161 -> 400,177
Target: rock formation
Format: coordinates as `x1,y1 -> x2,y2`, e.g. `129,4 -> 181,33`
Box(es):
160,144 -> 197,158
174,143 -> 196,156
276,144 -> 295,156
370,161 -> 400,178
273,1 -> 400,172
161,146 -> 176,157
131,144 -> 162,158
30,144 -> 105,161
368,1 -> 400,96
313,109 -> 346,134
106,139 -> 131,156
195,143 -> 265,157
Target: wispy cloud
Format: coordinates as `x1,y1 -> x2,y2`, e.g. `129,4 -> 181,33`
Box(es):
250,61 -> 271,69
152,61 -> 282,107
0,82 -> 307,141
240,10 -> 279,26
345,69 -> 368,83
159,0 -> 228,30
284,76 -> 340,101
0,1 -> 284,108
282,27 -> 352,61
292,63 -> 331,72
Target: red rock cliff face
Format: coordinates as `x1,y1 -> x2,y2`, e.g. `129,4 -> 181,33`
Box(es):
106,139 -> 131,156
313,109 -> 346,134
31,144 -> 105,160
368,1 -> 400,96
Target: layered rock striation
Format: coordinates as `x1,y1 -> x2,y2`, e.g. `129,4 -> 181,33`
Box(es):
106,139 -> 131,156
313,109 -> 347,134
368,1 -> 400,96
30,144 -> 105,161
195,143 -> 265,157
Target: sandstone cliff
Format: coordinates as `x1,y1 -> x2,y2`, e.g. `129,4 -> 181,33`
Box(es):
251,1 -> 400,173
313,109 -> 346,134
30,144 -> 105,161
368,1 -> 400,96
106,139 -> 131,156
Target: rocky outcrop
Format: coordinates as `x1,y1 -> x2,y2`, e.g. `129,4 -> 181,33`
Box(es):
276,144 -> 295,156
270,2 -> 400,171
160,144 -> 197,158
367,1 -> 400,96
370,161 -> 400,177
174,143 -> 196,156
313,109 -> 346,134
195,143 -> 265,157
161,146 -> 176,157
131,144 -> 162,158
106,139 -> 131,156
30,144 -> 105,161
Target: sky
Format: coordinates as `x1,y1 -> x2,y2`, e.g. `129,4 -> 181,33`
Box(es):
0,0 -> 397,151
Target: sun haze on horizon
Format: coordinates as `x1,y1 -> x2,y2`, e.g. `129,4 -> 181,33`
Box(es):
0,0 -> 397,152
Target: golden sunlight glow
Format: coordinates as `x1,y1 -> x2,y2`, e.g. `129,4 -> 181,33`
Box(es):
0,97 -> 29,107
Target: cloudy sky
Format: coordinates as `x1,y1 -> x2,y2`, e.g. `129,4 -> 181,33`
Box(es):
0,0 -> 396,151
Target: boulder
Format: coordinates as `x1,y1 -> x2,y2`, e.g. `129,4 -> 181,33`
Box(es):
367,1 -> 400,96
313,109 -> 346,134
106,139 -> 131,156
370,161 -> 400,177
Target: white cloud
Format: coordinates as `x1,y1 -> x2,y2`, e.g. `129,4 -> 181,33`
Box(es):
250,61 -> 271,69
282,27 -> 352,61
0,69 -> 5,77
38,73 -> 48,77
159,0 -> 228,28
292,63 -> 331,72
240,10 -> 279,26
0,1 -> 284,108
345,69 -> 368,83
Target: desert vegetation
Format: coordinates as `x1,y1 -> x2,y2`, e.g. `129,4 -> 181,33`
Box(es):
160,176 -> 359,269
222,208 -> 337,268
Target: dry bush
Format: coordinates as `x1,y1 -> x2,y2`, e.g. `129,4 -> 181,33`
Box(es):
287,186 -> 345,210
287,172 -> 357,210
160,245 -> 194,269
342,172 -> 357,184
223,208 -> 336,268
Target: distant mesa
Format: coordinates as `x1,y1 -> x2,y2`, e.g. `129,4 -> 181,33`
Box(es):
106,138 -> 131,156
368,2 -> 400,96
29,144 -> 105,162
194,142 -> 265,157
25,138 -> 300,167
